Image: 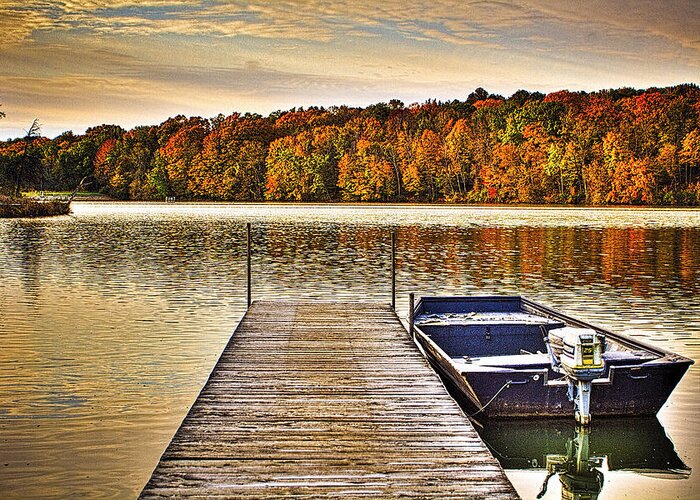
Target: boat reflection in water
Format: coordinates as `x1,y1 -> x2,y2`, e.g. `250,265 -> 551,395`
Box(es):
477,417 -> 690,500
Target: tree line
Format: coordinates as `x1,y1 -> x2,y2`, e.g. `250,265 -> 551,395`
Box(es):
1,85 -> 699,205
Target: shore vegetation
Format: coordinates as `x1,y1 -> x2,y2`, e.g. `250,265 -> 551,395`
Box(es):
1,85 -> 699,205
0,194 -> 70,218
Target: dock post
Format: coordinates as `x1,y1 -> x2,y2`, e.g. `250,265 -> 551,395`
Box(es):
391,230 -> 396,310
409,292 -> 415,337
246,222 -> 251,309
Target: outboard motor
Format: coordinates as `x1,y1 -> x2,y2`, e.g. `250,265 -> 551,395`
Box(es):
548,327 -> 605,425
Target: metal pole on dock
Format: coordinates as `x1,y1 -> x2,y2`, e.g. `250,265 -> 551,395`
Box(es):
391,230 -> 396,310
246,222 -> 251,309
409,292 -> 415,337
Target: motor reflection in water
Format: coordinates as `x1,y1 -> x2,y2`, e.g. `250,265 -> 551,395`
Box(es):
477,418 -> 690,500
536,425 -> 602,499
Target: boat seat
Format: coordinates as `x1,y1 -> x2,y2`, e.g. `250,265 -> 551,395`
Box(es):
415,312 -> 564,327
457,350 -> 656,370
603,350 -> 656,364
459,353 -> 551,368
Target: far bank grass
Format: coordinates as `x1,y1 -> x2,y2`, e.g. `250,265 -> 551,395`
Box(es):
0,195 -> 71,218
22,190 -> 110,200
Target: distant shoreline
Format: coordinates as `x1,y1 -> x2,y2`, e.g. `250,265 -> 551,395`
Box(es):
4,194 -> 699,219
68,199 -> 700,210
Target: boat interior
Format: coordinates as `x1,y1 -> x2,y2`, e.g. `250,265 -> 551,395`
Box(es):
413,296 -> 660,371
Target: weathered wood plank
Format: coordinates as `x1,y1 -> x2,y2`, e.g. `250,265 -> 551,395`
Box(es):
140,301 -> 517,498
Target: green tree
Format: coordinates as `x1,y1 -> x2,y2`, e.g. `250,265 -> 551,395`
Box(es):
5,119 -> 44,196
337,118 -> 395,201
98,126 -> 158,199
265,129 -> 338,202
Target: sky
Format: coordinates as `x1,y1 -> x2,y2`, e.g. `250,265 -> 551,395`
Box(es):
0,0 -> 698,139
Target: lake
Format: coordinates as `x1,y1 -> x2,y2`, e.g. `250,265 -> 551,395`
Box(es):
0,203 -> 698,498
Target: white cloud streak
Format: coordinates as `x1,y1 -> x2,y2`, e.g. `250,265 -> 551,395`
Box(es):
2,1 -> 698,59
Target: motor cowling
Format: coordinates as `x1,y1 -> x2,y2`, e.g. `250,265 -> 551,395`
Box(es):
548,327 -> 605,380
549,327 -> 605,381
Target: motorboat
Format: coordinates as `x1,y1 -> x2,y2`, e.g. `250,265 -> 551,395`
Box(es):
411,296 -> 693,423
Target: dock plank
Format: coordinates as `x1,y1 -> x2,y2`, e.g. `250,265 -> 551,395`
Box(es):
140,301 -> 517,498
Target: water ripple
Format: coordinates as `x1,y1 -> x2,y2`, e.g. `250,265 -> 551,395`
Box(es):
0,202 -> 698,498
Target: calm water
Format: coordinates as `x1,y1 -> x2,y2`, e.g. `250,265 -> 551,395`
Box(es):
0,203 -> 698,499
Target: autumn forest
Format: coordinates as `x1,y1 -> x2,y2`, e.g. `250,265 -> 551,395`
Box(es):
2,85 -> 700,205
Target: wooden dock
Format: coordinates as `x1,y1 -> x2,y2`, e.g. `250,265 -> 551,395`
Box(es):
140,301 -> 517,498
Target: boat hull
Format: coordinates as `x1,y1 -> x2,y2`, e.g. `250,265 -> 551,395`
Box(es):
413,296 -> 693,419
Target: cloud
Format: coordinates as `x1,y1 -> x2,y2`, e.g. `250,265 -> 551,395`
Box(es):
0,47 -> 501,138
0,0 -> 339,43
526,1 -> 700,50
0,3 -> 58,44
1,0 -> 698,139
0,1 -> 553,48
2,0 -> 698,60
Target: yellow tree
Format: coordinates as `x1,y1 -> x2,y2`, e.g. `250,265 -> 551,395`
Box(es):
337,118 -> 396,201
603,131 -> 656,204
403,129 -> 444,202
265,126 -> 340,201
680,129 -> 699,186
444,119 -> 476,201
